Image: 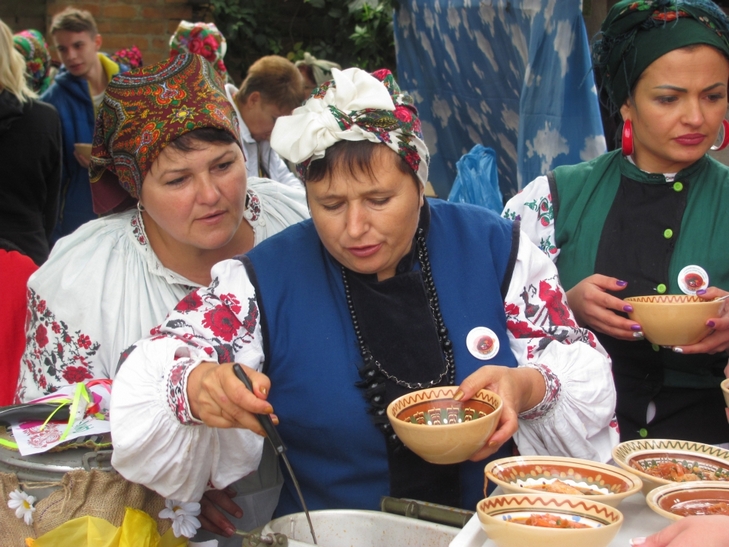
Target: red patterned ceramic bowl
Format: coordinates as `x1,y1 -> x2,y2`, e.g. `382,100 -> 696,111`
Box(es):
477,493 -> 623,547
386,386 -> 502,464
484,455 -> 642,507
646,481 -> 729,521
624,295 -> 722,346
612,439 -> 729,495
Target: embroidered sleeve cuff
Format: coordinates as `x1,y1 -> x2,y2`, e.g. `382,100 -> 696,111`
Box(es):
166,357 -> 203,426
518,364 -> 561,421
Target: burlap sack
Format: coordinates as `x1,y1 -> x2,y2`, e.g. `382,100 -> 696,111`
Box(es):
0,469 -> 170,545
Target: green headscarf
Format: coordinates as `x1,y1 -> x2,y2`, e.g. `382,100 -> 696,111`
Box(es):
593,0 -> 729,110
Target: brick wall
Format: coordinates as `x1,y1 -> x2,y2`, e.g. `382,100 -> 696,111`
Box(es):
46,0 -> 199,66
1,0 -> 205,67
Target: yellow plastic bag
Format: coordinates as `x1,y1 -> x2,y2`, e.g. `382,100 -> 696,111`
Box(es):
26,508 -> 187,547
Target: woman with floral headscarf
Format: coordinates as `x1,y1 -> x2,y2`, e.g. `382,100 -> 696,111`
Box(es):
504,0 -> 729,446
12,29 -> 53,94
16,53 -> 307,541
111,67 -> 616,516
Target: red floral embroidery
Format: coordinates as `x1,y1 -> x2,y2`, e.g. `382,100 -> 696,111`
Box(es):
167,359 -> 199,425
219,293 -> 242,314
78,334 -> 92,349
241,298 -> 258,334
19,289 -> 101,400
35,324 -> 48,347
202,305 -> 243,342
175,291 -> 204,312
62,366 -> 93,383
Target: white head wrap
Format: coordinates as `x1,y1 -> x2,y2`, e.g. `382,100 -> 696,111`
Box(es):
270,67 -> 429,186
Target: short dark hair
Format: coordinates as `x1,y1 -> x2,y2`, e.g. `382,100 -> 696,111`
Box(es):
50,7 -> 98,36
168,127 -> 237,153
306,140 -> 418,188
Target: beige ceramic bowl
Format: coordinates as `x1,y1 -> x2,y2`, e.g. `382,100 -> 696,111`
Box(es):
74,143 -> 92,161
721,378 -> 729,408
477,493 -> 623,547
612,439 -> 729,495
484,455 -> 643,508
386,386 -> 502,465
624,295 -> 722,346
646,481 -> 729,521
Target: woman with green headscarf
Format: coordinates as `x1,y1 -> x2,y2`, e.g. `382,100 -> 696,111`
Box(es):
504,0 -> 729,446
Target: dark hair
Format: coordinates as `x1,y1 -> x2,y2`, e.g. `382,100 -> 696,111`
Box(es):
306,140 -> 419,188
50,7 -> 98,36
168,127 -> 237,153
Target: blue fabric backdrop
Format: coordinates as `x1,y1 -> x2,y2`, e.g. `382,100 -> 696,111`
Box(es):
393,0 -> 607,200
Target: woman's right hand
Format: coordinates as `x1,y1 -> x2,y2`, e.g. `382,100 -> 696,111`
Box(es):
566,274 -> 642,340
187,362 -> 276,433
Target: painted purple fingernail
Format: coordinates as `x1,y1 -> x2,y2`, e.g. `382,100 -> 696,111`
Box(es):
623,305 -> 634,312
631,324 -> 642,331
616,280 -> 628,287
697,289 -> 707,296
707,320 -> 716,328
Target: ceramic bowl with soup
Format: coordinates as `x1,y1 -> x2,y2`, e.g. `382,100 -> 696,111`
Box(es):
646,481 -> 729,521
387,386 -> 502,465
477,493 -> 623,547
612,439 -> 729,495
484,455 -> 643,508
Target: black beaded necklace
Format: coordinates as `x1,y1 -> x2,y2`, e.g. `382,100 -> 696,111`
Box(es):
341,227 -> 457,445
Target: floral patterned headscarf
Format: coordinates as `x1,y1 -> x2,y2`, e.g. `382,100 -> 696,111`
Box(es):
169,21 -> 228,81
270,67 -> 429,187
593,0 -> 729,110
89,54 -> 240,215
12,29 -> 52,94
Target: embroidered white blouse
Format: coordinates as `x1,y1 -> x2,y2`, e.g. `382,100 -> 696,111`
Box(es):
17,178 -> 309,403
110,228 -> 619,503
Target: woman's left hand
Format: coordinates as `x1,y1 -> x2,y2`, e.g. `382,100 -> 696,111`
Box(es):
454,366 -> 546,461
672,287 -> 729,355
198,486 -> 243,538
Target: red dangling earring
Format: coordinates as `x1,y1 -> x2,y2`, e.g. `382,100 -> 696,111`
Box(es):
621,119 -> 634,156
711,119 -> 729,151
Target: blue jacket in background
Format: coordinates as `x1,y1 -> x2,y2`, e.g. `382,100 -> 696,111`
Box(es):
41,68 -> 96,242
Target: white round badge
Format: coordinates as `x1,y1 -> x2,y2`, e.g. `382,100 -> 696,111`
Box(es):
466,327 -> 500,361
677,265 -> 709,295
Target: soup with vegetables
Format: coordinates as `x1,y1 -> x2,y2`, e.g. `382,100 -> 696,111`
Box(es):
511,513 -> 590,529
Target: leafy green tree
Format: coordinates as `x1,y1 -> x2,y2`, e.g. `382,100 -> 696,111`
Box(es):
209,0 -> 397,82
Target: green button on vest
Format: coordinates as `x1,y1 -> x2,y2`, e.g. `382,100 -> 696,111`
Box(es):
664,228 -> 673,239
673,182 -> 684,192
657,284 -> 667,294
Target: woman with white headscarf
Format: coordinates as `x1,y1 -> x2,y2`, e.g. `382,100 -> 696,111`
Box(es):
110,68 -> 617,516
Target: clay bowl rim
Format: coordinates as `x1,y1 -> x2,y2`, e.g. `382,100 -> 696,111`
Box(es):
612,439 -> 729,492
477,492 -> 624,532
484,455 -> 643,504
623,295 -> 722,346
721,378 -> 729,398
623,295 -> 722,306
645,480 -> 729,522
386,386 -> 503,430
74,143 -> 93,162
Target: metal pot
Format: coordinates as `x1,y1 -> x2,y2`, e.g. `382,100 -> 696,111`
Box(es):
260,509 -> 461,547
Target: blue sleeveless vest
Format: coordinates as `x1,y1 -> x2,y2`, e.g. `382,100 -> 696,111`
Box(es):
242,199 -> 518,514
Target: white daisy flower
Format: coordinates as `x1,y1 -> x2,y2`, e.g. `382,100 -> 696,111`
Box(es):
159,498 -> 201,538
8,489 -> 36,526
